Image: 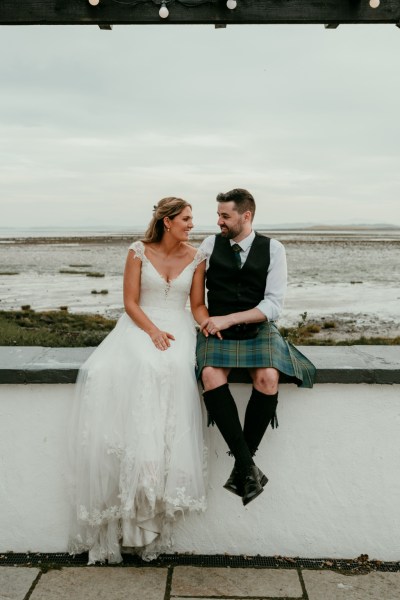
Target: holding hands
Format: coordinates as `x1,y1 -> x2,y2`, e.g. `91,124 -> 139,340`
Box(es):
200,315 -> 233,339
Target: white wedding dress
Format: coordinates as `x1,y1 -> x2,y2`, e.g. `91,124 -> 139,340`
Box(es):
68,241 -> 207,564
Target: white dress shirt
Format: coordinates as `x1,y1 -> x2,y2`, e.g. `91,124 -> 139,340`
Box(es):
198,230 -> 287,322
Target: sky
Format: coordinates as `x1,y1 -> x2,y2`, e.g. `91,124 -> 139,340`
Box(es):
1,22 -> 400,229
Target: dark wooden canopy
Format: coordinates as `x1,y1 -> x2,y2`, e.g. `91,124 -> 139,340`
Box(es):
0,0 -> 399,28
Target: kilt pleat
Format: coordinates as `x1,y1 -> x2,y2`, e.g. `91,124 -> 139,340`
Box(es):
196,321 -> 316,388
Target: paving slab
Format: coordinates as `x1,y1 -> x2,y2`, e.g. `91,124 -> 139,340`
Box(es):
171,566 -> 302,598
0,567 -> 40,600
29,567 -> 167,600
303,570 -> 400,600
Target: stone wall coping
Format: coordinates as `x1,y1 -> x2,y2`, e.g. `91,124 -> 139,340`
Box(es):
0,345 -> 399,385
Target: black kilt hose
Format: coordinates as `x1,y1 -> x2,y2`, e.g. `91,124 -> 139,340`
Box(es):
196,321 -> 316,389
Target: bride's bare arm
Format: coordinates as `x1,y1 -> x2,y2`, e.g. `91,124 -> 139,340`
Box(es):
190,260 -> 217,338
123,250 -> 175,350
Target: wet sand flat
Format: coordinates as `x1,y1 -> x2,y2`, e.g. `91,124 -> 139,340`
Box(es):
1,229 -> 399,341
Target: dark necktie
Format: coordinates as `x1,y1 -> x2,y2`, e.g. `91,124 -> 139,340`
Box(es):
231,243 -> 242,269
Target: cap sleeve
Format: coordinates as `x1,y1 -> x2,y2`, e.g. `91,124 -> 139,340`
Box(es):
128,240 -> 145,261
193,248 -> 207,269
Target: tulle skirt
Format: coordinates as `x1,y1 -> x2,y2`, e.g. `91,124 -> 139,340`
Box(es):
67,309 -> 207,564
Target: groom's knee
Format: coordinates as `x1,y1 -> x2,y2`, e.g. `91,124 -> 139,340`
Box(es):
250,367 -> 279,395
201,366 -> 230,391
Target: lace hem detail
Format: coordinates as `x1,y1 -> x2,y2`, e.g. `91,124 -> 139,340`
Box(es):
69,492 -> 207,564
164,491 -> 207,514
75,491 -> 206,529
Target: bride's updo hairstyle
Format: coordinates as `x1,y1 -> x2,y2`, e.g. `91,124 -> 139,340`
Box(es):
143,197 -> 192,243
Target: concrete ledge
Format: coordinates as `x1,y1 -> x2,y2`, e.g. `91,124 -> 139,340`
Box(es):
0,345 -> 399,384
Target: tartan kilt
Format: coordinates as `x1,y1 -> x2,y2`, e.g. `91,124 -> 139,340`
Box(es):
196,321 -> 316,388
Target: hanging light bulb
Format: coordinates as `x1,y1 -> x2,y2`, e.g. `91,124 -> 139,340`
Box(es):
226,0 -> 237,9
159,2 -> 169,18
369,0 -> 380,7
88,0 -> 100,6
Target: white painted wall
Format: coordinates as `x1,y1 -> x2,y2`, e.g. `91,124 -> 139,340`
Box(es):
1,383 -> 399,560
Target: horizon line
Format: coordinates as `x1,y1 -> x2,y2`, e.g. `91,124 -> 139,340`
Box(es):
1,222 -> 400,231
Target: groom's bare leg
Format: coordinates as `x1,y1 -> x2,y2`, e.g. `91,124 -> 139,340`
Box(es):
249,367 -> 279,395
201,366 -> 231,391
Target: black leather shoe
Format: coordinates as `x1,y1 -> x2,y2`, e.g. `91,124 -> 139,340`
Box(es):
242,465 -> 264,506
224,465 -> 268,497
257,468 -> 268,488
223,465 -> 242,497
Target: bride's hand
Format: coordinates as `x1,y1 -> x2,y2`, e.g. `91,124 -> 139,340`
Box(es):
150,329 -> 175,351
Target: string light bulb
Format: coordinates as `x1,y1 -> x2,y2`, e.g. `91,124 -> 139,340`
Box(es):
88,0 -> 100,6
159,2 -> 169,18
226,0 -> 237,9
369,0 -> 380,7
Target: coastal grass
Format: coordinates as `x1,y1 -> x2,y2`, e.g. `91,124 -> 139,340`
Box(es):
0,309 -> 116,347
293,335 -> 400,346
0,309 -> 399,347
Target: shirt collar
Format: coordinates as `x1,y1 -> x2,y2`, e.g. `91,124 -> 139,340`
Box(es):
229,230 -> 255,252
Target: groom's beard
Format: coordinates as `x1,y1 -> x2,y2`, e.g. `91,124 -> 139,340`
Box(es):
220,225 -> 242,239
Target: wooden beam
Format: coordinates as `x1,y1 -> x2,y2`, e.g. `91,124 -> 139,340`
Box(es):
0,0 -> 399,26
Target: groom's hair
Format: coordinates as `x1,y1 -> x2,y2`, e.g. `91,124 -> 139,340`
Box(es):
216,188 -> 256,220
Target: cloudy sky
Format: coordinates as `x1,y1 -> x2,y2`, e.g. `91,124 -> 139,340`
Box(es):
1,22 -> 399,229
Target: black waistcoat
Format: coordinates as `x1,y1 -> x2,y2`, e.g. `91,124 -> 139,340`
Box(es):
206,233 -> 271,316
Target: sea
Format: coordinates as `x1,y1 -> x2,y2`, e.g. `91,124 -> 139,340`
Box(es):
1,226 -> 400,337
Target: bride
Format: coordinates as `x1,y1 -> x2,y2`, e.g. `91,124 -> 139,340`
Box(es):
68,198 -> 208,564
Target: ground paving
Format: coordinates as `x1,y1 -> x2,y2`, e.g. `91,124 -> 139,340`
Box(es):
1,564 -> 400,600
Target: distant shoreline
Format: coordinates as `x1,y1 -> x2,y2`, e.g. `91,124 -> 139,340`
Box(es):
1,227 -> 400,245
1,223 -> 399,244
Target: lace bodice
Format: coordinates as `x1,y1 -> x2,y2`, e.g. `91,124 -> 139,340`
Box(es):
128,241 -> 205,310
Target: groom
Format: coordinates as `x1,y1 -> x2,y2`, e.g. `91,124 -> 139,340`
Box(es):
196,188 -> 287,506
